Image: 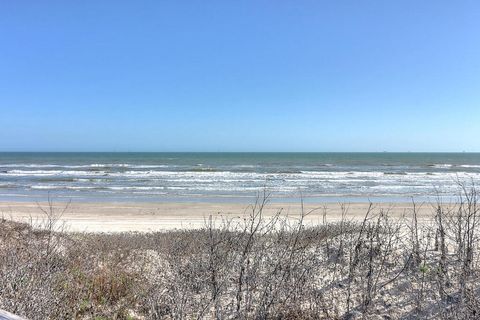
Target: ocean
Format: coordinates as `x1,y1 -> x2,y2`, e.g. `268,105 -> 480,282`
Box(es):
0,152 -> 479,203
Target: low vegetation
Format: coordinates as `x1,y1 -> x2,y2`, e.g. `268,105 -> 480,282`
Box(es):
1,184 -> 480,319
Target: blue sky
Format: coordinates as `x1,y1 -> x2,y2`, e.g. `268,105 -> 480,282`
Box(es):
1,1 -> 479,152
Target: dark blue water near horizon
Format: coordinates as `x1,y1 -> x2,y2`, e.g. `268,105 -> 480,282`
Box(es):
1,152 -> 479,203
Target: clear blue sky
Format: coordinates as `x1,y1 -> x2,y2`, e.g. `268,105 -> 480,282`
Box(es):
1,1 -> 479,152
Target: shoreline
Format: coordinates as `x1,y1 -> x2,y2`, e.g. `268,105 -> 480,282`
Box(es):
0,200 -> 434,232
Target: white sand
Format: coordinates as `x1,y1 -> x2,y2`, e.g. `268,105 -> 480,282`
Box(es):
0,201 -> 433,233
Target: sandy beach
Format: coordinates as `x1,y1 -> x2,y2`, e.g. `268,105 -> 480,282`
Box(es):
0,200 -> 433,232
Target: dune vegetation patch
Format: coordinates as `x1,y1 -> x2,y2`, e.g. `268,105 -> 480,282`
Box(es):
1,185 -> 480,319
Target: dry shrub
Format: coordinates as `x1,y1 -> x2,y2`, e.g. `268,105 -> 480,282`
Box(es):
1,184 -> 480,319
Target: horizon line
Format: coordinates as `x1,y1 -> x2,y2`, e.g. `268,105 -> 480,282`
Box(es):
0,151 -> 478,154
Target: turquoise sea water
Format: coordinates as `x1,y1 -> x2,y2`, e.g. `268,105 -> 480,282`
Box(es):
1,152 -> 480,202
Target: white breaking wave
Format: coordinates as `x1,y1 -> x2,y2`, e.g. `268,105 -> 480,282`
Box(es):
1,161 -> 480,199
0,163 -> 171,169
3,169 -> 480,182
430,164 -> 453,169
3,170 -> 108,176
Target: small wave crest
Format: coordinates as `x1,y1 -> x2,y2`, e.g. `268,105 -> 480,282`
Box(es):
427,164 -> 453,169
